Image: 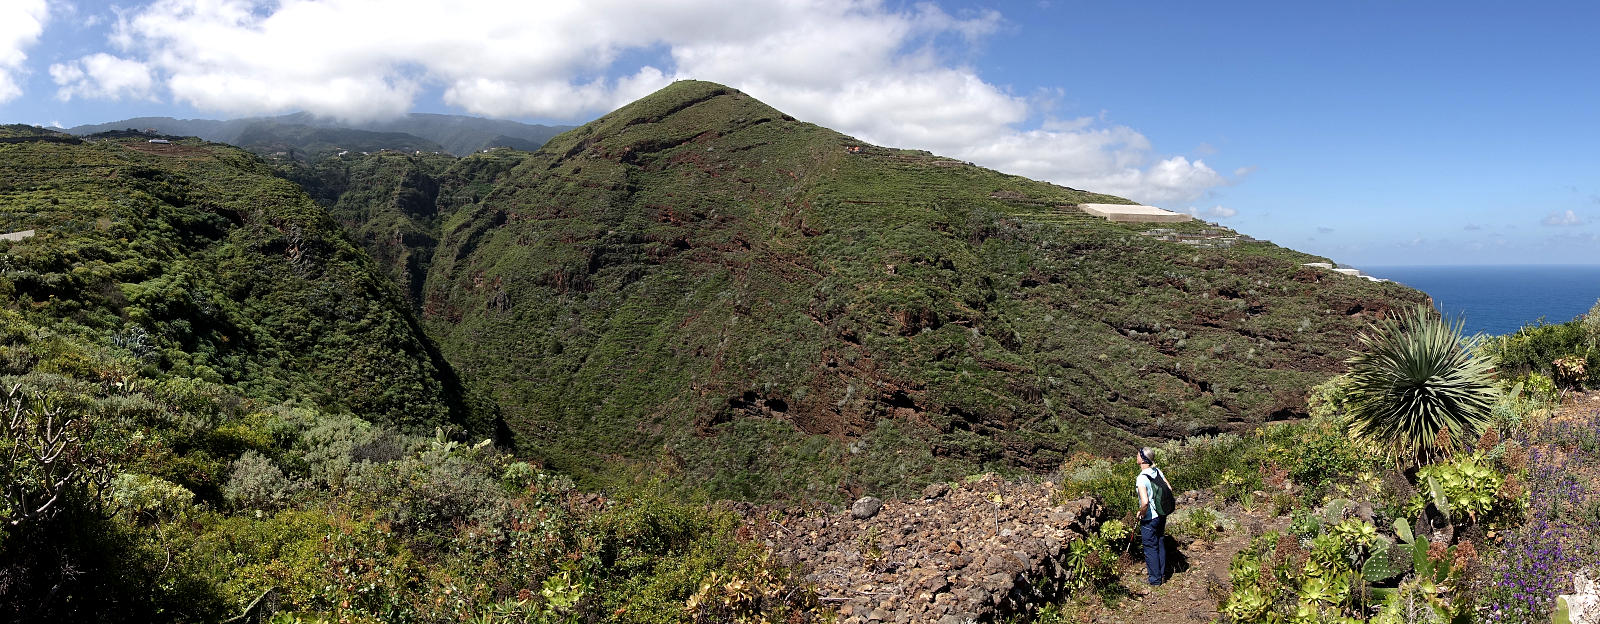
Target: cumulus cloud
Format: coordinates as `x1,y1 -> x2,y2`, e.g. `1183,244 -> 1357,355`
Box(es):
1542,210 -> 1584,226
77,0 -> 1230,203
50,53 -> 156,101
1187,205 -> 1238,219
0,0 -> 50,102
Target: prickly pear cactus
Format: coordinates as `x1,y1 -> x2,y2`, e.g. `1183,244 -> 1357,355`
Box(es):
1361,536 -> 1410,583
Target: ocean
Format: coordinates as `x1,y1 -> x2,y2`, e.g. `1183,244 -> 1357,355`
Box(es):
1359,265 -> 1600,337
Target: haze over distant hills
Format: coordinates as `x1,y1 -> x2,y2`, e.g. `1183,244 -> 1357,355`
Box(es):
67,112 -> 572,158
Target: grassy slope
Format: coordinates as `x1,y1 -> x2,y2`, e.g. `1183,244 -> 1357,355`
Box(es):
399,81 -> 1428,501
0,134 -> 488,436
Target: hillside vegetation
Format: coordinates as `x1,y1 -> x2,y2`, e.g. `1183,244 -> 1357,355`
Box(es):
0,134 -> 488,434
1,133 -> 775,622
234,123 -> 447,161
306,81 -> 1428,501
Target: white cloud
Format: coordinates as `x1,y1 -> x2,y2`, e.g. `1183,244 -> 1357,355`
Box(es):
442,67 -> 673,120
50,53 -> 156,101
0,0 -> 50,102
1541,210 -> 1583,226
85,0 -> 1230,203
1187,205 -> 1238,219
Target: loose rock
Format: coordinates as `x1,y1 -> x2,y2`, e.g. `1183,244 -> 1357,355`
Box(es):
852,496 -> 884,519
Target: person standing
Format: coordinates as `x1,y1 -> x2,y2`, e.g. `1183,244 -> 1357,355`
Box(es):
1136,447 -> 1172,586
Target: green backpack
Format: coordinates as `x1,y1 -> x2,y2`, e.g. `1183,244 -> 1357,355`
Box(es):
1148,468 -> 1177,517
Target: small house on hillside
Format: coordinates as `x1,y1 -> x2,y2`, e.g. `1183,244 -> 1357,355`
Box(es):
1078,203 -> 1192,223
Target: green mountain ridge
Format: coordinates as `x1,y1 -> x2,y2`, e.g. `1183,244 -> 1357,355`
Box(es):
303,80 -> 1428,500
67,112 -> 573,157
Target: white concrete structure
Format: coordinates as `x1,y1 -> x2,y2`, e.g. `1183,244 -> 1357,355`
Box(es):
1078,203 -> 1192,223
1302,262 -> 1389,283
0,230 -> 36,242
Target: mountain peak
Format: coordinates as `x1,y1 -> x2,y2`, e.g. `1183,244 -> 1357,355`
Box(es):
609,80 -> 754,123
538,80 -> 798,161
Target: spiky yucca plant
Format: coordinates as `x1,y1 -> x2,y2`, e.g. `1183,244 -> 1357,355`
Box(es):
1346,305 -> 1497,464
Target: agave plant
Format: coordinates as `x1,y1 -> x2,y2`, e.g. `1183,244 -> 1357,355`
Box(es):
1345,305 -> 1497,464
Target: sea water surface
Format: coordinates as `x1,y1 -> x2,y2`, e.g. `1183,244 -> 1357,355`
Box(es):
1359,265 -> 1600,337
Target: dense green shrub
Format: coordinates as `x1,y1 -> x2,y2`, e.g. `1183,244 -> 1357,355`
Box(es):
223,451 -> 300,510
112,472 -> 195,524
1168,507 -> 1225,543
1063,520 -> 1127,597
293,410 -> 381,485
1259,417 -> 1377,501
1586,299 -> 1600,352
1056,453 -> 1139,521
1159,432 -> 1267,497
1483,313 -> 1599,387
1417,452 -> 1523,529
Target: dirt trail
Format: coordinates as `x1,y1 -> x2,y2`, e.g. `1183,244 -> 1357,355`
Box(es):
1090,506 -> 1288,624
1553,389 -> 1600,422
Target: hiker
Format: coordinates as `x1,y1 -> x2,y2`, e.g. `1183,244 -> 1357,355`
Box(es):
1136,447 -> 1172,586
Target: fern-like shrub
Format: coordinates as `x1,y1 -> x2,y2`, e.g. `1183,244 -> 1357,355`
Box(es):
1346,305 -> 1497,464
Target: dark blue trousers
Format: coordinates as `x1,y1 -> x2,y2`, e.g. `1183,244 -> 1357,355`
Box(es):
1140,515 -> 1167,585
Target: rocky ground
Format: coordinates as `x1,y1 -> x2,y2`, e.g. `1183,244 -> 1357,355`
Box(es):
741,474 -> 1291,623
745,475 -> 1104,623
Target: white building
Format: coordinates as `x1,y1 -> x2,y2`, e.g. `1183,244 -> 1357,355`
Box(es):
1078,203 -> 1193,223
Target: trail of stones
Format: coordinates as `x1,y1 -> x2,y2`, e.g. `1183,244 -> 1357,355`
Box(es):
747,475 -> 1105,623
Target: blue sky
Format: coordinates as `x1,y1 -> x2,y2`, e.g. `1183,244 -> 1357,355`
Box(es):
1,0 -> 1596,266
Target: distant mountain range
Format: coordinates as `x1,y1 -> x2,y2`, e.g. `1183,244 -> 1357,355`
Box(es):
67,112 -> 572,158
